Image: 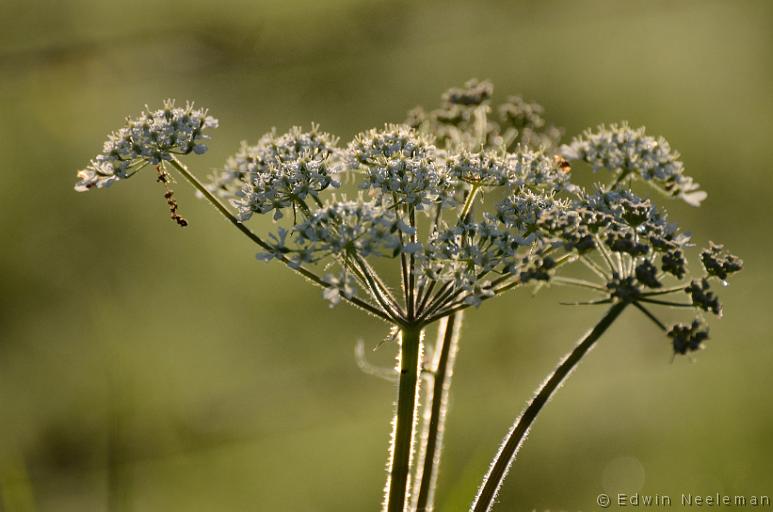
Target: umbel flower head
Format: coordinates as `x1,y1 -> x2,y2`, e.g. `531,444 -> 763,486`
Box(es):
347,124 -> 453,210
560,123 -> 706,206
75,100 -> 218,192
527,185 -> 743,354
207,124 -> 342,221
74,80 -> 742,356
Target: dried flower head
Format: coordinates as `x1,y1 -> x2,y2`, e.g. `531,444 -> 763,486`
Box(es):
442,79 -> 494,106
527,186 -> 742,354
408,80 -> 561,153
497,95 -> 562,150
700,241 -> 744,281
669,319 -> 710,354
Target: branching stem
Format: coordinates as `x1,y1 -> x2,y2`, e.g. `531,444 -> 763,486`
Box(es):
168,157 -> 393,322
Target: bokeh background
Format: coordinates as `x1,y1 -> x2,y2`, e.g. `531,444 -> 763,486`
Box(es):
1,0 -> 771,510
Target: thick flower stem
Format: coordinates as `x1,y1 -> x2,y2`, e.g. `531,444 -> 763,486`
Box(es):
412,312 -> 463,512
470,301 -> 628,512
386,325 -> 424,512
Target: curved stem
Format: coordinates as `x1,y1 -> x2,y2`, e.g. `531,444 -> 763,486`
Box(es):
413,313 -> 463,512
167,157 -> 392,323
470,301 -> 628,512
168,158 -> 272,251
385,325 -> 424,512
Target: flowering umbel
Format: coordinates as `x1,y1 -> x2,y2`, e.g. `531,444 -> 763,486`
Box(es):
560,123 -> 706,206
74,82 -> 741,355
75,100 -> 218,192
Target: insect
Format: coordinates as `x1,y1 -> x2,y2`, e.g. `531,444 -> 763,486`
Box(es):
156,165 -> 189,227
554,154 -> 572,174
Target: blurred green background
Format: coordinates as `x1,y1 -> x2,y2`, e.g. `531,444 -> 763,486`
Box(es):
1,0 -> 771,510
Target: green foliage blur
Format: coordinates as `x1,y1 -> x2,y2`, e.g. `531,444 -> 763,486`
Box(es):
1,1 -> 771,510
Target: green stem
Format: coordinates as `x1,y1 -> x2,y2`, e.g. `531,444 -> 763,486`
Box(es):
551,276 -> 608,292
408,206 -> 417,320
167,157 -> 393,323
413,313 -> 463,512
354,255 -> 405,322
470,301 -> 628,512
459,185 -> 480,223
385,325 -> 424,512
168,158 -> 272,252
417,189 -> 478,321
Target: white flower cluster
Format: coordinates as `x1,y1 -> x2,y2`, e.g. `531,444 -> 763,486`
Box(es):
75,100 -> 218,192
348,125 -> 453,210
446,150 -> 511,187
442,149 -> 572,212
506,149 -> 573,192
219,126 -> 342,221
494,192 -> 571,241
417,219 -> 531,305
269,200 -> 413,264
560,123 -> 706,206
206,133 -> 274,198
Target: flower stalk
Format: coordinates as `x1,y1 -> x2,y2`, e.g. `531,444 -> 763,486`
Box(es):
470,301 -> 628,512
412,312 -> 463,512
386,325 -> 424,512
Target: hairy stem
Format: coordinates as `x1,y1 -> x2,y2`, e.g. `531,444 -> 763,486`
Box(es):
409,206 -> 417,320
413,313 -> 463,512
354,254 -> 405,321
470,301 -> 628,512
385,325 -> 424,512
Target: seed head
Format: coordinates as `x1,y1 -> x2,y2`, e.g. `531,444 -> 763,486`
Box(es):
685,278 -> 723,316
441,79 -> 494,106
669,319 -> 710,354
700,242 -> 743,280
